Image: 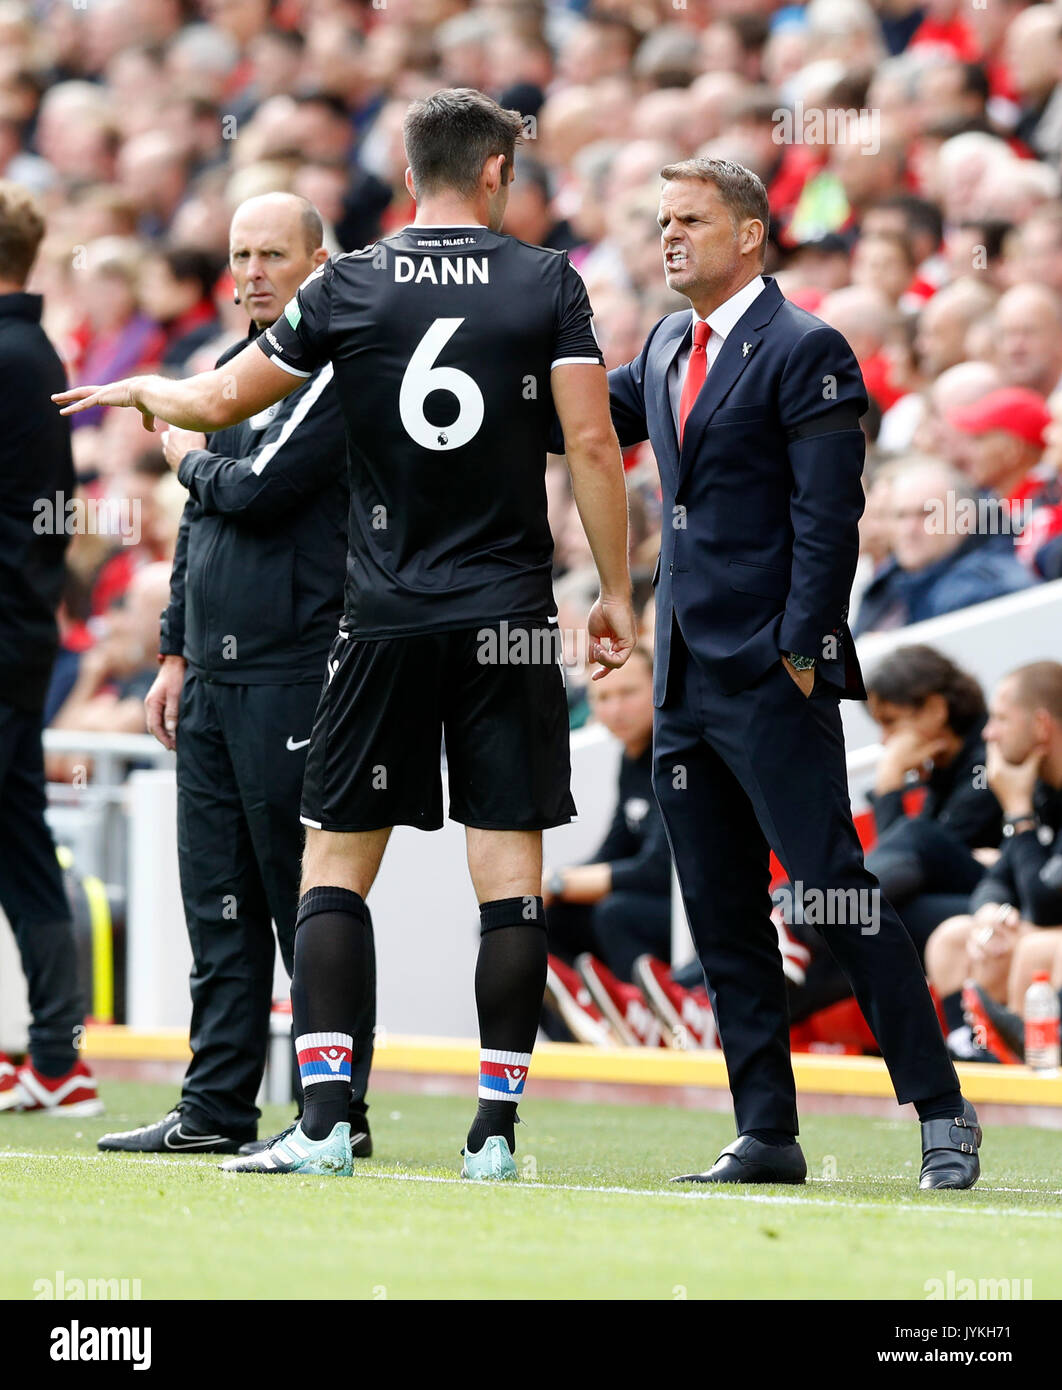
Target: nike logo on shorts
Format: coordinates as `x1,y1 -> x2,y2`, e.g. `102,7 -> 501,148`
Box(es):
286,736 -> 311,751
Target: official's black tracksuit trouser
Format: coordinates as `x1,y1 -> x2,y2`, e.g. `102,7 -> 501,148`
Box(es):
176,671 -> 374,1136
653,625 -> 959,1137
0,698 -> 82,1073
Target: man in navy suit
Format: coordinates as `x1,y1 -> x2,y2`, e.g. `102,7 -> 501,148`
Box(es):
603,158 -> 982,1189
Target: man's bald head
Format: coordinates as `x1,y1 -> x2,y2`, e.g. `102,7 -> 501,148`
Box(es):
227,191 -> 328,329
230,192 -> 323,255
916,279 -> 998,380
819,285 -> 895,360
930,360 -> 1004,414
914,360 -> 1003,469
995,281 -> 1062,396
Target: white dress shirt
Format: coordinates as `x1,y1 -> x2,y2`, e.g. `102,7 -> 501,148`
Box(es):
667,274 -> 767,431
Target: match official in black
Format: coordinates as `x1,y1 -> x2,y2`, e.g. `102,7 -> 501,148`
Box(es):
97,194 -> 374,1155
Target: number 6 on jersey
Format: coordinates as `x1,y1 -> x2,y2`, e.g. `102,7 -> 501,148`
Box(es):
399,317 -> 485,451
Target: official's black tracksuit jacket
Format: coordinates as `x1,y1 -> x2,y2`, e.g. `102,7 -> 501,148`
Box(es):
0,292 -> 83,1072
160,329 -> 373,1136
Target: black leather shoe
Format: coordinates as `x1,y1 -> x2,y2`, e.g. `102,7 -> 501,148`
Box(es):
97,1108 -> 252,1154
919,1100 -> 982,1190
672,1135 -> 807,1185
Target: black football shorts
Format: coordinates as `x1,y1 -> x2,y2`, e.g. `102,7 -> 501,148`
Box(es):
300,620 -> 577,833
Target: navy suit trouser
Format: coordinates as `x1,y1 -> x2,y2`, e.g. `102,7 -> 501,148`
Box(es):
653,623 -> 959,1136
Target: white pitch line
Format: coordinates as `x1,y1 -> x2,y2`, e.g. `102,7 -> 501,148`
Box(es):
1,1150 -> 1060,1218
837,1173 -> 1062,1194
348,1167 -> 1062,1219
0,1150 -> 217,1169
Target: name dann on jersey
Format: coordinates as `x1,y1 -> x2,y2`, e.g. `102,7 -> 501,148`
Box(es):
392,255 -> 490,285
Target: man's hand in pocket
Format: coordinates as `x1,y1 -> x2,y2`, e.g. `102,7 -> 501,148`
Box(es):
782,655 -> 815,698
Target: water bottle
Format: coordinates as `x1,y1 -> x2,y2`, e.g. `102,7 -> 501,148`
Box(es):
1024,972 -> 1061,1071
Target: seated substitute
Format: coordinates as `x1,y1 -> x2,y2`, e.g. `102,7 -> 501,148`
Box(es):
863,644 -> 1003,951
782,644 -> 1004,1028
924,661 -> 1062,1061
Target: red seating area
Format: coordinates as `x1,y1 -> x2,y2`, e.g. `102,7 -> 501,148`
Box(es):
782,791 -> 938,1055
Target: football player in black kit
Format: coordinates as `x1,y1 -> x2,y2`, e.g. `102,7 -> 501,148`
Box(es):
56,88 -> 636,1180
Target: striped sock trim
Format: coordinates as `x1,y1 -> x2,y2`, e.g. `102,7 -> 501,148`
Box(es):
479,1049 -> 531,1102
296,1031 -> 352,1086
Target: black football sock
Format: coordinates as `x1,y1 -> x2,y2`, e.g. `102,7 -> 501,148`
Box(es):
940,990 -> 965,1034
291,887 -> 372,1141
467,897 -> 548,1156
915,1089 -> 965,1124
289,919 -> 375,1131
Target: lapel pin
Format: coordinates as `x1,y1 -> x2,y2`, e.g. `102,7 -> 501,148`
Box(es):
742,341 -> 753,357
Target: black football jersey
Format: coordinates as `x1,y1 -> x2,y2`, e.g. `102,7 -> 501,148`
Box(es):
258,224 -> 602,637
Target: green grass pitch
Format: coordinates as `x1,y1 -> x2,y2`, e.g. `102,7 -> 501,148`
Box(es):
2,1081 -> 1059,1300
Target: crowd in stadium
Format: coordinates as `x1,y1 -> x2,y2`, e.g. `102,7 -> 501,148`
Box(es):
3,0 -> 1062,732
2,0 -> 1062,733
4,0 -> 1062,1067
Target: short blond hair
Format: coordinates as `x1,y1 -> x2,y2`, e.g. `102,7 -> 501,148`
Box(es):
0,180 -> 45,285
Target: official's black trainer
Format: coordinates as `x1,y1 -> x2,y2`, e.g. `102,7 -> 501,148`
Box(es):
97,1108 -> 251,1154
237,1106 -> 372,1158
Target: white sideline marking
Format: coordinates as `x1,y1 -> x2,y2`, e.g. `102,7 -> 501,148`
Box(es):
352,1169 -> 1062,1219
1,1149 -> 1061,1217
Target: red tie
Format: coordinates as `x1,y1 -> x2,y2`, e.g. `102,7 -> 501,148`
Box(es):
678,319 -> 710,444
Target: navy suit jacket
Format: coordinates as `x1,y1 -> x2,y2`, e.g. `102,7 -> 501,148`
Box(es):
607,276 -> 869,707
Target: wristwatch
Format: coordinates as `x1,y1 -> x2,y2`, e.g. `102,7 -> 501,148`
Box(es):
786,652 -> 816,671
547,870 -> 566,899
1002,814 -> 1039,838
